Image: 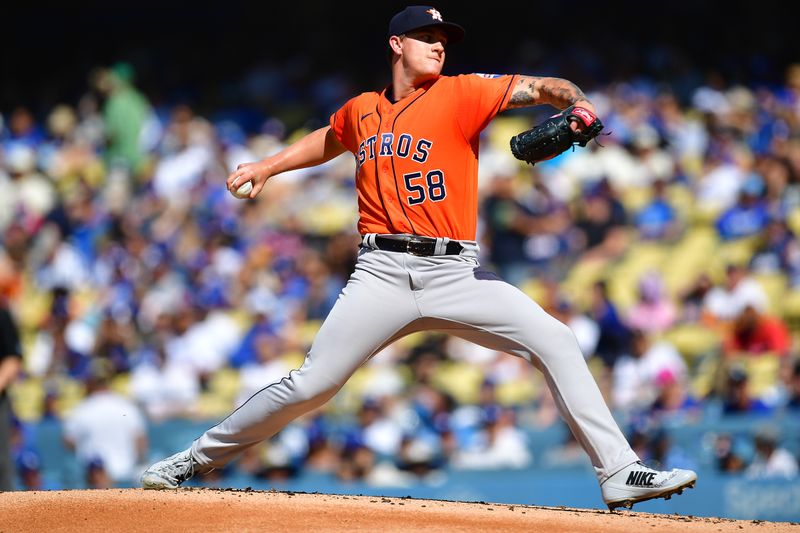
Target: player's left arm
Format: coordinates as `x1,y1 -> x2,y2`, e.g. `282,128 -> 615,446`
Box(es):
507,76 -> 595,114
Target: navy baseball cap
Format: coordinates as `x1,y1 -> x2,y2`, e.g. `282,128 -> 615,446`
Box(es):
388,6 -> 465,44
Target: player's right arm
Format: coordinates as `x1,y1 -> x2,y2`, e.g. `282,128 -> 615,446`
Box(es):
226,125 -> 347,198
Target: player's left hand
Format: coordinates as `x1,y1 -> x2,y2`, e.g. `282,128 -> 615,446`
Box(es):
568,103 -> 597,133
509,104 -> 604,166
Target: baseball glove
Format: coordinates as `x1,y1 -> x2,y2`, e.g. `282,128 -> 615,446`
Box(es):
510,105 -> 604,165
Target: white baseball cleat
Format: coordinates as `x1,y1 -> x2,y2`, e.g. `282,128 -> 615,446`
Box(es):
141,449 -> 198,489
601,461 -> 697,511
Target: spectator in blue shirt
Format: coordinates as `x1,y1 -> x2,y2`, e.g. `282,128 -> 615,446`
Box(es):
591,281 -> 632,368
722,367 -> 773,416
636,179 -> 679,240
716,174 -> 770,240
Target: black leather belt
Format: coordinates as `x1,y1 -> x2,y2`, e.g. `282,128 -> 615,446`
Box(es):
370,235 -> 464,256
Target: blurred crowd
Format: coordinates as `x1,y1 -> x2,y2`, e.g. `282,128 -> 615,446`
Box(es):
2,60 -> 800,490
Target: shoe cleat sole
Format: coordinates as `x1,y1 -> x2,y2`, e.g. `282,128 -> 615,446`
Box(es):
606,480 -> 696,511
141,473 -> 180,490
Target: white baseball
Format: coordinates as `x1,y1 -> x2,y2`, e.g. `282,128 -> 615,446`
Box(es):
232,180 -> 253,199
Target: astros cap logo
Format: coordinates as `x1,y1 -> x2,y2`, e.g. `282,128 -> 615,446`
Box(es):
387,6 -> 465,44
426,8 -> 443,21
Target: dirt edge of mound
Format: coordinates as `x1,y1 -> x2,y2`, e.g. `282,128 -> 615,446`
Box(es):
1,488 -> 798,533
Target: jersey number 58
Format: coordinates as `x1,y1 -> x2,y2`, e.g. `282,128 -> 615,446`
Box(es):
403,170 -> 447,206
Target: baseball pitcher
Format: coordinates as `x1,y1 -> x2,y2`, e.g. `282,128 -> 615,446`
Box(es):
142,6 -> 696,510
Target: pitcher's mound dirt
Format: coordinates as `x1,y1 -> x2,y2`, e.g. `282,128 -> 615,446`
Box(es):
1,488 -> 798,532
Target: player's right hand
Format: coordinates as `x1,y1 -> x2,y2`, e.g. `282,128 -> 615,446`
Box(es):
227,161 -> 271,199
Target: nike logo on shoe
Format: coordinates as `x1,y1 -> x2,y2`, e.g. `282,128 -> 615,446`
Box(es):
602,461 -> 697,510
626,470 -> 657,487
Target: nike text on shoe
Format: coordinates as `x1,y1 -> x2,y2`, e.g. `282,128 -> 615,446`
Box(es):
141,449 -> 197,489
601,461 -> 697,511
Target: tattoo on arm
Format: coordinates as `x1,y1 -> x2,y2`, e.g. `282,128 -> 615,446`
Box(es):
508,76 -> 588,110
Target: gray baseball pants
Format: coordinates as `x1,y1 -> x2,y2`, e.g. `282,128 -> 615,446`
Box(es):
192,238 -> 639,482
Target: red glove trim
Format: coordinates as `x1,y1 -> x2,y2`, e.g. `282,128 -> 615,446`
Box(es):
570,107 -> 596,127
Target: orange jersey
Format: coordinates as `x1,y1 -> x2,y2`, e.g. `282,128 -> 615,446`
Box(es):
330,73 -> 518,240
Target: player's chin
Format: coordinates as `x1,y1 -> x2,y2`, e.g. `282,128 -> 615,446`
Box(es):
420,65 -> 443,81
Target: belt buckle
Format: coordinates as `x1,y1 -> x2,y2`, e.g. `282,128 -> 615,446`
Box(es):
406,238 -> 429,256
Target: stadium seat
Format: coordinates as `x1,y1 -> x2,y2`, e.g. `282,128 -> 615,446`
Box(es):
496,375 -> 541,406
786,207 -> 800,236
620,185 -> 651,213
9,377 -> 46,421
663,323 -> 722,364
208,367 -> 241,404
585,356 -> 611,394
689,204 -> 722,227
754,272 -> 789,317
15,276 -> 52,332
395,332 -> 431,350
561,259 -> 609,309
662,227 -> 719,296
337,366 -> 379,413
519,278 -> 547,306
196,391 -> 235,419
486,116 -> 536,153
689,352 -> 721,399
54,377 -> 87,416
717,236 -> 759,268
723,354 -> 782,399
299,202 -> 357,236
110,373 -> 131,396
300,320 -> 322,346
607,242 -> 669,309
229,308 -> 254,332
666,183 -> 694,221
189,366 -> 246,419
432,361 -> 485,404
781,290 -> 800,331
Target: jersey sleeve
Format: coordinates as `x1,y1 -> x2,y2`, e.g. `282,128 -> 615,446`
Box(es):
453,74 -> 518,141
329,97 -> 358,154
